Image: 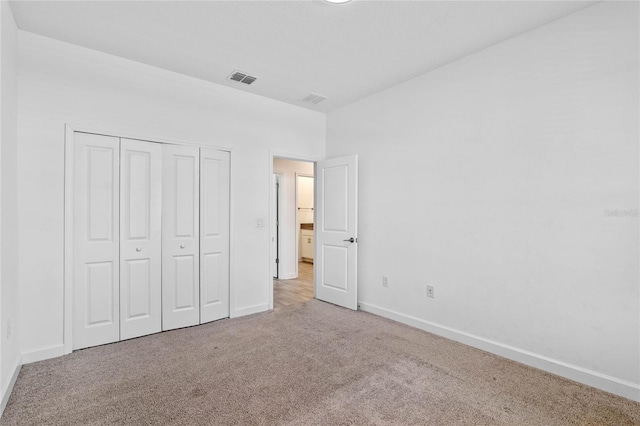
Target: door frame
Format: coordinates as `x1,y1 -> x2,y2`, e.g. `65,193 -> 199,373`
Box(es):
63,123 -> 234,354
268,151 -> 321,310
272,171 -> 283,279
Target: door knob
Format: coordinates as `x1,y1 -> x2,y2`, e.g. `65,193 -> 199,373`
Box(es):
343,237 -> 355,243
180,244 -> 186,249
136,247 -> 142,252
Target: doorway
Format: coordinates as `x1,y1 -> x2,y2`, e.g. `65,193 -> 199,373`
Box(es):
271,158 -> 315,309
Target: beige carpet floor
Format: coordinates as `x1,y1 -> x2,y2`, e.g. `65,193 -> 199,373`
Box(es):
2,300 -> 639,425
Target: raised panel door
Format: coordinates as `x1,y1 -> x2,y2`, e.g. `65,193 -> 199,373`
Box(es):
73,132 -> 120,349
200,148 -> 230,323
120,138 -> 162,339
162,144 -> 200,330
315,156 -> 358,310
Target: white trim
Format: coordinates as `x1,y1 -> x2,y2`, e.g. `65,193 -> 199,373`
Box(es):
21,344 -> 65,365
64,123 -> 234,348
282,272 -> 297,280
270,150 -> 321,165
234,303 -> 269,317
313,162 -> 318,300
358,301 -> 640,402
269,171 -> 284,310
64,123 -> 234,153
63,125 -> 74,354
0,357 -> 21,416
272,170 -> 284,282
228,149 -> 236,318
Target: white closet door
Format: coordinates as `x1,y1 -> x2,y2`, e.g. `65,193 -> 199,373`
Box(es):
162,144 -> 200,331
120,138 -> 163,340
73,133 -> 120,350
200,148 -> 230,323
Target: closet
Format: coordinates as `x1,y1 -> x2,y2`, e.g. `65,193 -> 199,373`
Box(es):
71,132 -> 229,350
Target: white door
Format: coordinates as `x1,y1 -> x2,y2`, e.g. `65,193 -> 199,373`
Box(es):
73,133 -> 121,350
200,148 -> 230,323
162,144 -> 200,331
120,138 -> 163,339
315,155 -> 358,310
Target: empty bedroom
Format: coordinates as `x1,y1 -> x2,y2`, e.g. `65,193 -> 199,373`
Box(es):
0,0 -> 639,424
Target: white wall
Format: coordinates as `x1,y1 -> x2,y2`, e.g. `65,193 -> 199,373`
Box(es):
17,32 -> 325,360
0,0 -> 20,407
273,158 -> 314,279
327,2 -> 639,401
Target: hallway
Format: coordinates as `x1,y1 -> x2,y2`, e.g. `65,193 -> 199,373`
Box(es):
273,262 -> 313,309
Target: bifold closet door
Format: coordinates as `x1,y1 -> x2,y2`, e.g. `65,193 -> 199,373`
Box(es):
120,138 -> 163,340
73,133 -> 121,350
162,144 -> 200,331
200,148 -> 230,323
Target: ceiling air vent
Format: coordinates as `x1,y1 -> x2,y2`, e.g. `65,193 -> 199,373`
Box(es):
301,93 -> 328,105
228,70 -> 257,85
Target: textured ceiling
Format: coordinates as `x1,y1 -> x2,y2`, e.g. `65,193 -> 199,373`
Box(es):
9,0 -> 597,112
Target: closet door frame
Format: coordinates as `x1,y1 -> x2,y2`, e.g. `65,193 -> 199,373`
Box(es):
63,124 -> 234,355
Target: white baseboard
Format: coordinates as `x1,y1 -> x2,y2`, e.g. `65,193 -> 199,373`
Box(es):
283,272 -> 297,280
21,344 -> 65,365
358,301 -> 640,402
233,303 -> 269,318
1,357 -> 22,416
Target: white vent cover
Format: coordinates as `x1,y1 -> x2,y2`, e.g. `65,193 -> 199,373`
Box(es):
228,70 -> 257,85
301,93 -> 328,105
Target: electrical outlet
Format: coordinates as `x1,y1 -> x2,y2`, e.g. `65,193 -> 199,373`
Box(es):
427,285 -> 434,298
382,276 -> 389,287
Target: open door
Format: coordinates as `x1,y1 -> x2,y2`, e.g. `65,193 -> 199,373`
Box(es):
315,155 -> 358,310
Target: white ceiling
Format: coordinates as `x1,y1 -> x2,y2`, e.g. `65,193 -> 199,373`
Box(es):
9,0 -> 597,113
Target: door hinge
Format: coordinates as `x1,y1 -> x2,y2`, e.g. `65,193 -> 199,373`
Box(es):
276,258 -> 279,264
